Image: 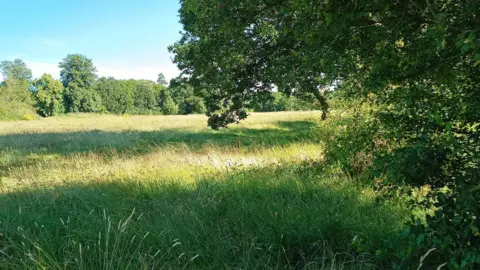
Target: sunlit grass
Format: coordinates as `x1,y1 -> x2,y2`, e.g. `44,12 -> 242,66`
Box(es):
0,112 -> 407,269
0,112 -> 322,189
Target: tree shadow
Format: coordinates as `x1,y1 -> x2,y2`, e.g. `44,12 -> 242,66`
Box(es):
0,120 -> 317,154
0,163 -> 404,269
0,120 -> 319,175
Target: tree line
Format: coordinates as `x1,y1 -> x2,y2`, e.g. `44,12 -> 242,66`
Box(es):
0,55 -> 317,120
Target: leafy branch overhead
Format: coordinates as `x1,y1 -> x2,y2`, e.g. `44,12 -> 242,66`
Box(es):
170,0 -> 479,128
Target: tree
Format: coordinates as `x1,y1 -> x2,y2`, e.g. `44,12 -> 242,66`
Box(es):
59,54 -> 99,112
171,1 -> 480,267
0,78 -> 36,120
251,92 -> 292,112
33,74 -> 64,117
169,77 -> 207,114
169,1 -> 335,128
153,83 -> 168,104
62,82 -> 103,113
184,96 -> 207,114
156,87 -> 178,115
77,88 -> 103,113
1,78 -> 33,105
133,80 -> 157,113
161,94 -> 178,115
94,77 -> 134,114
59,54 -> 96,88
0,59 -> 32,82
157,73 -> 167,86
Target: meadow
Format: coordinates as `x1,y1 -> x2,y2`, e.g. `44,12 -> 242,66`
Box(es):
0,112 -> 407,269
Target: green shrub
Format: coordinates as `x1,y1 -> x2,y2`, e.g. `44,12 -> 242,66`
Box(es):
94,77 -> 135,114
321,90 -> 480,268
317,97 -> 379,181
182,96 -> 206,114
64,84 -> 104,113
33,74 -> 65,117
162,95 -> 178,115
0,78 -> 37,120
133,80 -> 157,111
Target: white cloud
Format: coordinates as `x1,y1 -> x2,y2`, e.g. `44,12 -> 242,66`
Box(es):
0,57 -> 61,80
96,63 -> 180,82
40,38 -> 65,48
24,60 -> 61,79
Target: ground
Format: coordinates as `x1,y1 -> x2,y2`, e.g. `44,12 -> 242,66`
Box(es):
0,112 -> 406,269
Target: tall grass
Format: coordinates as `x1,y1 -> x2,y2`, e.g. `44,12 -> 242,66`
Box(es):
0,112 -> 407,269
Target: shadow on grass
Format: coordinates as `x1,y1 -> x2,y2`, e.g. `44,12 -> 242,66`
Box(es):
0,163 -> 405,269
0,121 -> 319,176
0,120 -> 317,155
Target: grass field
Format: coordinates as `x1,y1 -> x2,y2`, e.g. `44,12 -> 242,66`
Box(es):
0,112 -> 407,269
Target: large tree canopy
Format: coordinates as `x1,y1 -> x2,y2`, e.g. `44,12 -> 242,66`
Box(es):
0,59 -> 32,82
59,54 -> 102,112
170,0 -> 479,128
171,2 -> 480,265
59,54 -> 97,89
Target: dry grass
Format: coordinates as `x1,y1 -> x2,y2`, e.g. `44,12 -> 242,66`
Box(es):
0,112 -> 323,190
0,112 -> 406,269
0,112 -> 315,134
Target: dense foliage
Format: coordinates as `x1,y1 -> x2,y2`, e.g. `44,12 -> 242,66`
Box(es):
0,78 -> 36,120
33,74 -> 65,117
169,77 -> 207,114
1,1 -> 478,268
0,60 -> 36,120
171,0 -> 480,268
59,54 -> 102,113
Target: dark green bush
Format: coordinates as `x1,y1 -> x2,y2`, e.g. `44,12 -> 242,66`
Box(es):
181,96 -> 206,114
323,87 -> 480,268
64,84 -> 104,113
94,77 -> 134,114
133,80 -> 157,111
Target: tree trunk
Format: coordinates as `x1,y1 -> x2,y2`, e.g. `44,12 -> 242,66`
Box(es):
313,90 -> 329,120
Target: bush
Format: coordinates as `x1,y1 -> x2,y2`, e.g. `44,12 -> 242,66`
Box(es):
0,78 -> 37,120
64,84 -> 104,113
133,80 -> 157,111
162,95 -> 178,115
322,83 -> 480,268
125,108 -> 162,115
94,77 -> 134,114
33,74 -> 65,117
319,87 -> 480,268
317,97 -> 379,180
21,114 -> 37,121
182,96 -> 207,114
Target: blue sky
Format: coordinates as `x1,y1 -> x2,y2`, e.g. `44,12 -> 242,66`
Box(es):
0,0 -> 182,81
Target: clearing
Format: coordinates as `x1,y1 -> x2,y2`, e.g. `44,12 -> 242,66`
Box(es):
0,112 -> 405,269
